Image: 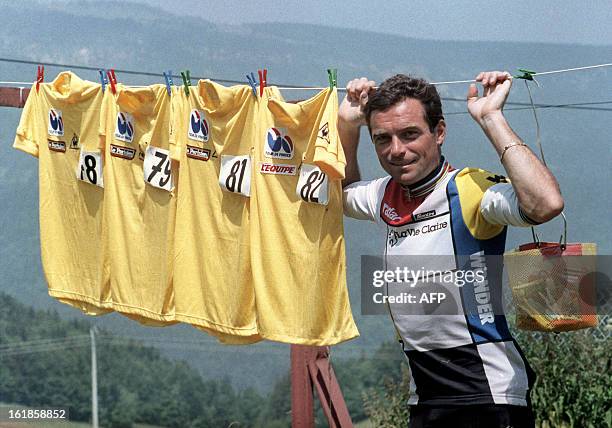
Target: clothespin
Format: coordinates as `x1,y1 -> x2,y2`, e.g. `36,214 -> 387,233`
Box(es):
106,69 -> 117,94
327,68 -> 337,89
246,72 -> 258,98
163,70 -> 174,96
98,69 -> 108,92
514,68 -> 536,81
258,69 -> 267,97
181,70 -> 191,96
514,68 -> 540,87
36,65 -> 44,92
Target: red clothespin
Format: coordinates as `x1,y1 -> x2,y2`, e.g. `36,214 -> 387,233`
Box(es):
36,65 -> 44,92
106,69 -> 117,94
258,69 -> 267,97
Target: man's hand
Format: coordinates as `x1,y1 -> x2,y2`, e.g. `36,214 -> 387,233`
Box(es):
466,71 -> 564,223
338,78 -> 376,187
339,78 -> 376,128
467,71 -> 512,127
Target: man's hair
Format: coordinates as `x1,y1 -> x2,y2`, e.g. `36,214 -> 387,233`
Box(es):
364,74 -> 444,132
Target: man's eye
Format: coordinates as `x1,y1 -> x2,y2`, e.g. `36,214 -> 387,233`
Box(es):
401,131 -> 418,140
373,136 -> 390,145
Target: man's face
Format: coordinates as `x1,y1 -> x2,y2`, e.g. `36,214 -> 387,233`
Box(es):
370,98 -> 445,186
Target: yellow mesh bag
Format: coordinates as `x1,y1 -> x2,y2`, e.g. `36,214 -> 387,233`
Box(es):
504,241 -> 597,332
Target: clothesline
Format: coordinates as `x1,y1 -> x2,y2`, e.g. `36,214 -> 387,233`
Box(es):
0,56 -> 611,90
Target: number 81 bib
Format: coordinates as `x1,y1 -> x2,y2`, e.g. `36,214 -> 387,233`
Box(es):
219,154 -> 252,197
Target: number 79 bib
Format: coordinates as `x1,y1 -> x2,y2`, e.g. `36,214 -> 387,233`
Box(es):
143,146 -> 173,191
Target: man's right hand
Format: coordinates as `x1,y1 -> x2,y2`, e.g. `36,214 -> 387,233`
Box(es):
338,78 -> 376,187
338,78 -> 377,128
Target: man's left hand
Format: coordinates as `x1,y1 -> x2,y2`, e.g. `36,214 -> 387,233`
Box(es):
467,71 -> 512,127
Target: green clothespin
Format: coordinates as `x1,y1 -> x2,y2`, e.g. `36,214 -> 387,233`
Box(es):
514,68 -> 536,81
181,70 -> 191,96
327,68 -> 337,89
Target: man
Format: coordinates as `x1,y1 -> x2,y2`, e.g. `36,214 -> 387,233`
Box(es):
339,71 -> 564,428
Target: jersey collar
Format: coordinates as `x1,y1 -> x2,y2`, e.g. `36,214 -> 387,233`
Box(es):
400,156 -> 451,200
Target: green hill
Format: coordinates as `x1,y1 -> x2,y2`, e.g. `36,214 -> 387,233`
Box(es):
0,292 -> 268,427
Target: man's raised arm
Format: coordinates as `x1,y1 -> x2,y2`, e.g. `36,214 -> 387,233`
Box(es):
467,71 -> 564,223
338,78 -> 376,188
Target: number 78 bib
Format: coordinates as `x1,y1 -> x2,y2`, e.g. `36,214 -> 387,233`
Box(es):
76,149 -> 104,188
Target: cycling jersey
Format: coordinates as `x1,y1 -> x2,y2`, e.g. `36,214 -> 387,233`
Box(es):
13,72 -> 111,315
343,159 -> 536,406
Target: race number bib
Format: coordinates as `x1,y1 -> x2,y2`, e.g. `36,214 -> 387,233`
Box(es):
143,146 -> 173,191
296,164 -> 328,205
76,149 -> 104,188
219,155 -> 251,197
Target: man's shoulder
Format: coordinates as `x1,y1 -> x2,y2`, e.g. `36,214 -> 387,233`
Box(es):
453,167 -> 509,194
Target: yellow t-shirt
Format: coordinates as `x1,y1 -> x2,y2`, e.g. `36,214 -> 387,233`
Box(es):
249,86 -> 359,345
13,72 -> 111,315
99,83 -> 176,325
170,80 -> 259,340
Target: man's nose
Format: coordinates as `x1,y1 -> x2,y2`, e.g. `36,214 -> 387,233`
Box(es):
389,136 -> 404,158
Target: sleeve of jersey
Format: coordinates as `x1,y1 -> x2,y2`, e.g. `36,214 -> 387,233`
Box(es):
455,168 -> 507,240
343,177 -> 388,222
198,79 -> 240,115
313,88 -> 346,180
12,84 -> 40,158
480,182 -> 541,227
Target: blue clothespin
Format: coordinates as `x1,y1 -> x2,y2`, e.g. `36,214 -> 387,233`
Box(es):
98,69 -> 108,92
246,72 -> 258,97
163,70 -> 174,96
180,70 -> 191,96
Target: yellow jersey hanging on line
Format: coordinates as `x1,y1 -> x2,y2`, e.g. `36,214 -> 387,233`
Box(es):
170,80 -> 260,341
249,86 -> 359,345
13,71 -> 111,315
99,83 -> 176,325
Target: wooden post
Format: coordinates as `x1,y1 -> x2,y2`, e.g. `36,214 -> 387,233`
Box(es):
291,345 -> 316,428
0,87 -> 30,108
291,345 -> 353,428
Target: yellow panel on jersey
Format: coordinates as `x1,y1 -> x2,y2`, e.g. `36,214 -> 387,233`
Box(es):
170,80 -> 258,339
12,72 -> 111,315
455,168 -> 506,240
248,87 -> 359,345
99,84 -> 176,326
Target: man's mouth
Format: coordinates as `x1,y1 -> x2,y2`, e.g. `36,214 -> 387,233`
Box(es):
389,159 -> 417,167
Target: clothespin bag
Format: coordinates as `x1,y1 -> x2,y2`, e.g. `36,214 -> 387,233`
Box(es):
504,215 -> 598,332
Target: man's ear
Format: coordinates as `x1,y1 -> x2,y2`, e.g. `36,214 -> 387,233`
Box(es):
435,120 -> 446,149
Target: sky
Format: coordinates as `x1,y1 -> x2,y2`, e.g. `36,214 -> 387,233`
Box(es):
125,0 -> 612,45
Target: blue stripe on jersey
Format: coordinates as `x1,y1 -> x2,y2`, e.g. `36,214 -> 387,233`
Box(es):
447,177 -> 512,344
